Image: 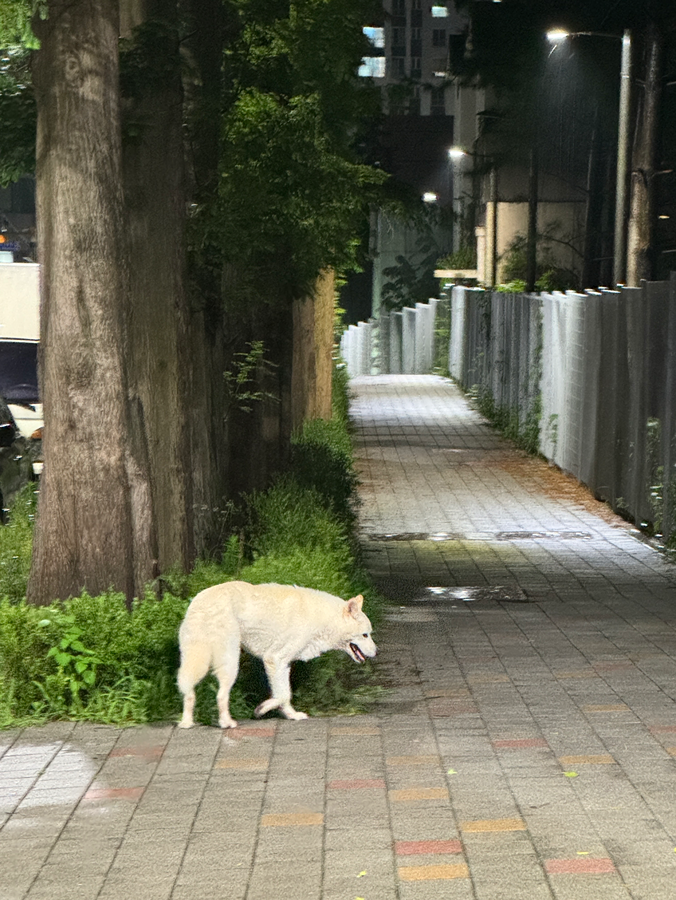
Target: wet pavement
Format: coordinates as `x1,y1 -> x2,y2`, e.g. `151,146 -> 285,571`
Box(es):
4,373 -> 676,899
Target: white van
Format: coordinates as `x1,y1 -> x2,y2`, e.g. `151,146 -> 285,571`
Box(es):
0,262 -> 43,477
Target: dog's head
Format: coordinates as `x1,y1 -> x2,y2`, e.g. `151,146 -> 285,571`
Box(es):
342,595 -> 377,663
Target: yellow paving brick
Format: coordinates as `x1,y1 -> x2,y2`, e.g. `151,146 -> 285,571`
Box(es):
461,818 -> 527,833
261,812 -> 324,827
387,755 -> 439,765
390,787 -> 449,802
582,704 -> 630,712
398,864 -> 470,881
558,754 -> 615,766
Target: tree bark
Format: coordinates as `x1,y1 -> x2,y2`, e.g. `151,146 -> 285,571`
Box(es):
120,0 -> 194,573
28,0 -> 154,604
291,269 -> 334,431
183,0 -> 231,555
626,25 -> 663,286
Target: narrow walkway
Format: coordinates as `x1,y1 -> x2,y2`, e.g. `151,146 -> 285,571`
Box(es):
3,374 -> 676,899
352,375 -> 676,898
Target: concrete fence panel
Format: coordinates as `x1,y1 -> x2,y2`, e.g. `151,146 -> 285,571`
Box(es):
390,311 -> 403,374
449,287 -> 468,381
402,307 -> 416,374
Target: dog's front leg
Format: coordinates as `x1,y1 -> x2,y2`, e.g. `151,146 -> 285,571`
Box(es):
255,658 -> 308,721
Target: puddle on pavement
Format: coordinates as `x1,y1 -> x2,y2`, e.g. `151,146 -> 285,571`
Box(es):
495,531 -> 591,541
365,531 -> 591,543
2,743 -> 98,810
418,585 -> 534,603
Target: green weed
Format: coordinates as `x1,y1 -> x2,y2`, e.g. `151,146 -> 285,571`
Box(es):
0,361 -> 383,728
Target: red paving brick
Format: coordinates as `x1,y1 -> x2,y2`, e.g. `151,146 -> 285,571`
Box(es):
395,840 -> 463,856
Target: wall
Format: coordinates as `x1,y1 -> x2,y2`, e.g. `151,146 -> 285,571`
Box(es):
474,201 -> 586,284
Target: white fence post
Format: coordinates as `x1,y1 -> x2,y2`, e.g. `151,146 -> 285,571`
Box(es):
390,311 -> 403,373
402,307 -> 416,374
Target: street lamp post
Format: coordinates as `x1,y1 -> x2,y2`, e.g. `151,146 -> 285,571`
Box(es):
614,30 -> 632,286
448,147 -> 466,256
547,28 -> 633,287
448,147 -> 499,284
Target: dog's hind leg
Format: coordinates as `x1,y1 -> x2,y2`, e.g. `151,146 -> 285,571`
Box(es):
212,633 -> 241,729
177,641 -> 211,729
255,659 -> 308,721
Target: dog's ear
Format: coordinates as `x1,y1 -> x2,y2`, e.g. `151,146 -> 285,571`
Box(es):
345,595 -> 364,618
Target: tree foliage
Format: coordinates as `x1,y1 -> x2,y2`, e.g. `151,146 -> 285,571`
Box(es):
0,45 -> 34,185
216,89 -> 382,303
0,0 -> 385,600
0,0 -> 37,186
191,0 -> 385,307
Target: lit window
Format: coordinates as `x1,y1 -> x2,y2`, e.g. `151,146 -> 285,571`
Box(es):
363,26 -> 385,48
358,57 -> 386,78
432,5 -> 449,16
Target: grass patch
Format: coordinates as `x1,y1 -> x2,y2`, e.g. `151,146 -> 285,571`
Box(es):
0,365 -> 383,728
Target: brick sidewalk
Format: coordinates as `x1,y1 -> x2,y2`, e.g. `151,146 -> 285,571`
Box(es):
3,374 -> 676,899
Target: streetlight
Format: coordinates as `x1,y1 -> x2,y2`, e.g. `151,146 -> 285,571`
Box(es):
547,28 -> 632,286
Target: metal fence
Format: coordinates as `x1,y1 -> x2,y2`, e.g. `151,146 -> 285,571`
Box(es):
340,298 -> 449,376
450,277 -> 676,542
342,275 -> 676,542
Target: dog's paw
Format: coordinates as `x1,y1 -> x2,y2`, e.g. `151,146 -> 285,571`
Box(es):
284,709 -> 308,721
177,719 -> 193,729
219,718 -> 238,729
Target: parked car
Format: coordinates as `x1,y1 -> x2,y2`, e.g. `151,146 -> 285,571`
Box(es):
0,264 -> 43,503
0,395 -> 38,520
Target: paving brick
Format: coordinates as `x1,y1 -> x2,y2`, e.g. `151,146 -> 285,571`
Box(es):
6,375 -> 676,899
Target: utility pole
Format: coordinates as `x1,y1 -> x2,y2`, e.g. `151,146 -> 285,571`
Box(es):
626,25 -> 662,286
613,30 -> 633,286
525,145 -> 538,292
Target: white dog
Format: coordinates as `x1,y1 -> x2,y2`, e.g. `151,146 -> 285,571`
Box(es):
177,581 -> 377,728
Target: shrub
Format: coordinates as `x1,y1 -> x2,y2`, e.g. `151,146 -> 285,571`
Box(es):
0,361 -> 383,727
0,484 -> 37,604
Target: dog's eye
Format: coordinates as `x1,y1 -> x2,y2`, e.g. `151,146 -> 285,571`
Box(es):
363,633 -> 368,638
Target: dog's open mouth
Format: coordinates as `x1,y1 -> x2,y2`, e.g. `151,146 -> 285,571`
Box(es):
349,642 -> 366,663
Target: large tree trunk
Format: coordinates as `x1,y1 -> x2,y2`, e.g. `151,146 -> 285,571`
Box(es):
626,25 -> 663,286
184,0 -> 231,554
28,0 -> 155,604
291,269 -> 334,431
120,1 -> 194,572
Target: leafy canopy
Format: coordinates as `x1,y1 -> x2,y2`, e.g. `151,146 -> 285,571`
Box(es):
204,0 -> 386,302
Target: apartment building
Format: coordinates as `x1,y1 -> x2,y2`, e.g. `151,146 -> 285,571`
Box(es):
353,1 -> 485,317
